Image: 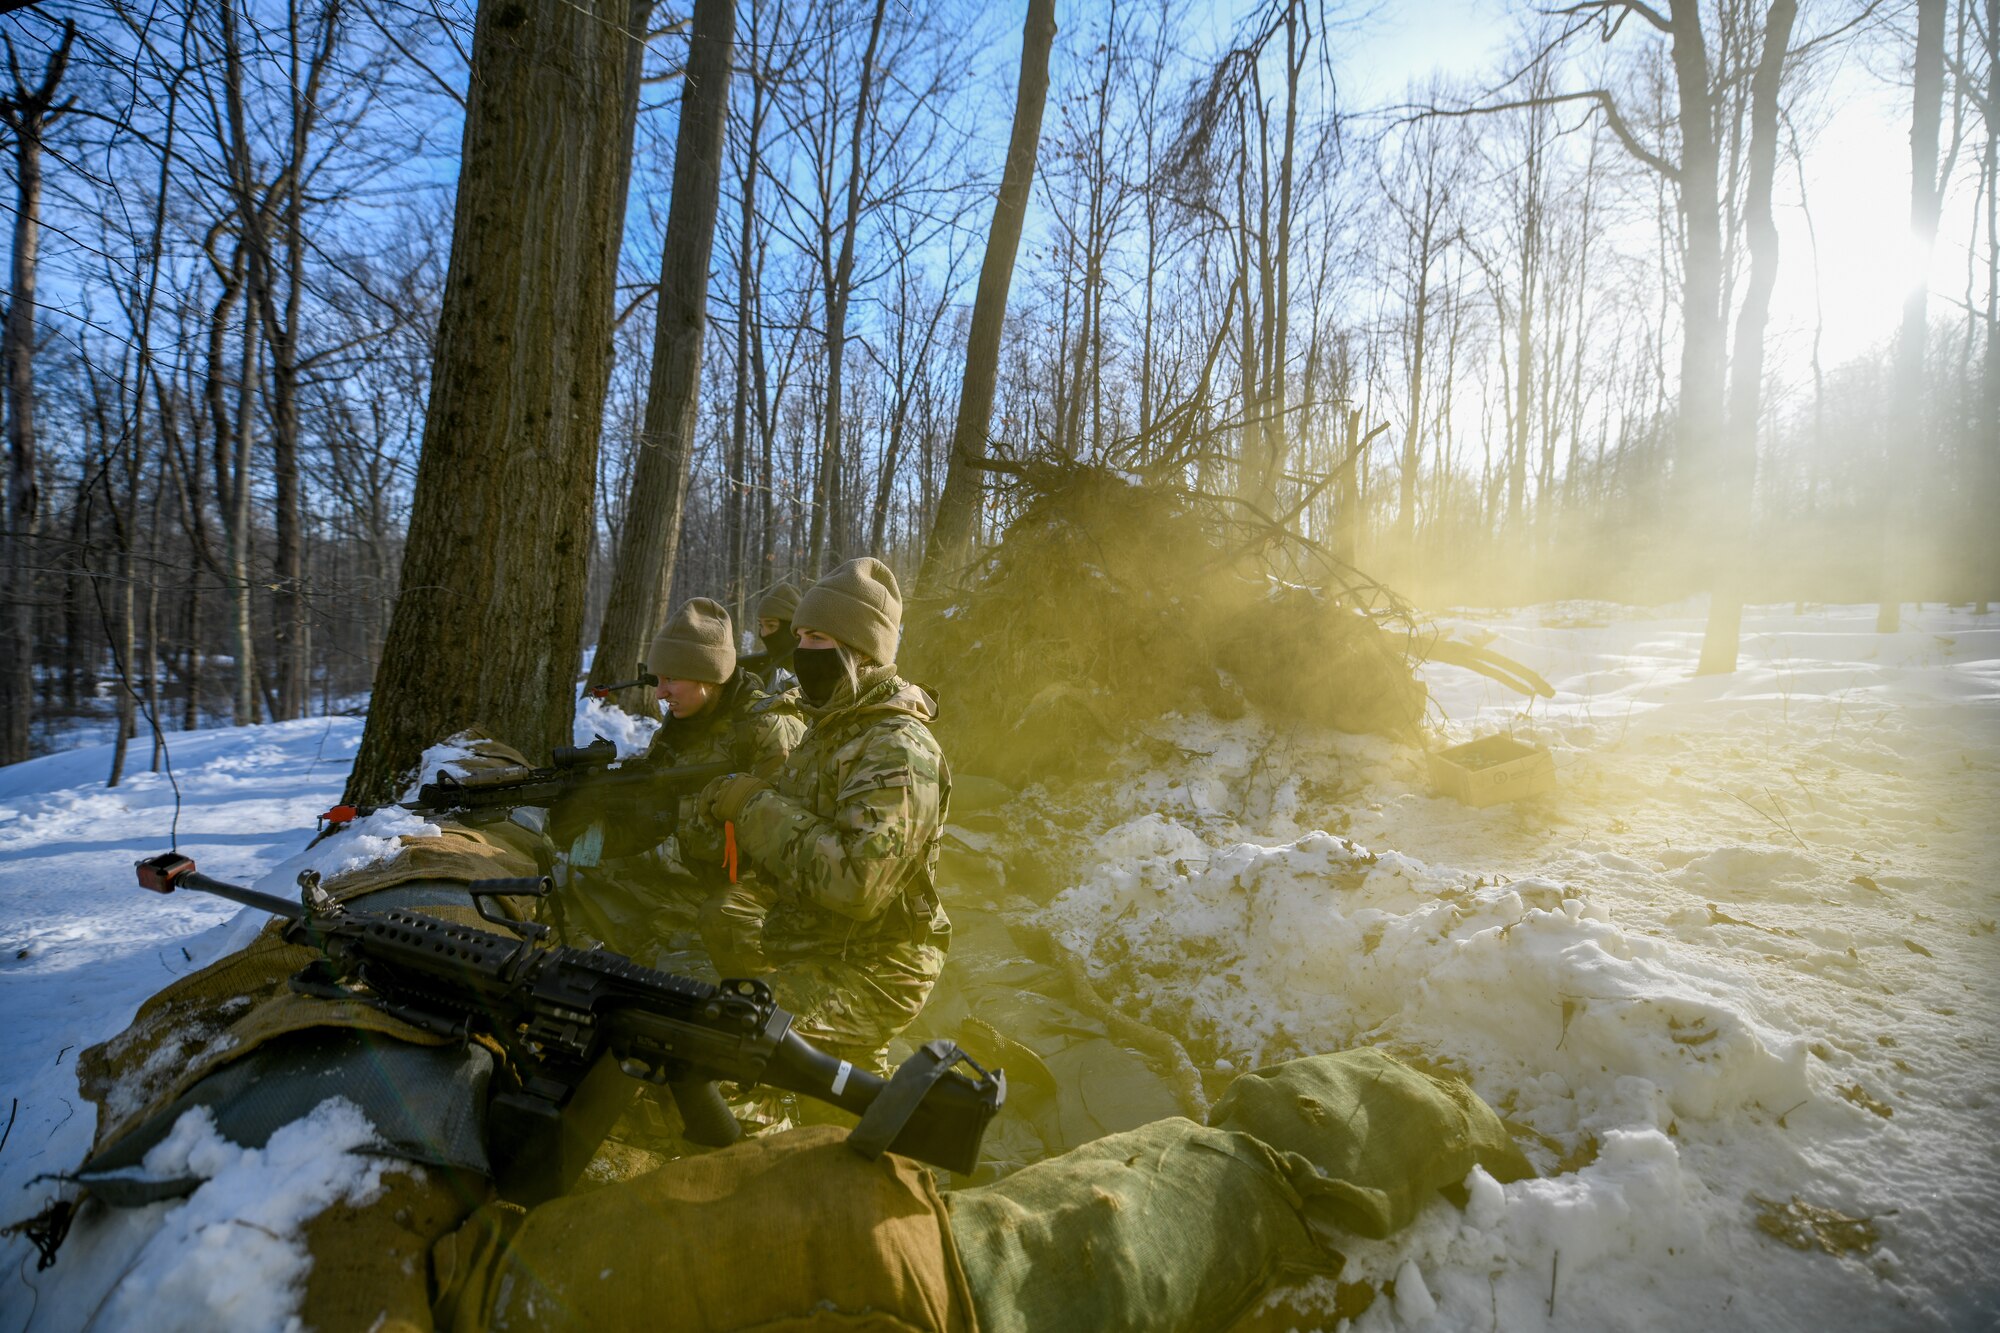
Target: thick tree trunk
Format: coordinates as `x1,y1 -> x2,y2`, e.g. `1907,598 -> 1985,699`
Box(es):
918,0 -> 1057,589
1876,0 -> 1948,633
0,24 -> 73,766
590,0 -> 735,709
345,0 -> 649,805
1,135 -> 42,764
1697,0 -> 1795,675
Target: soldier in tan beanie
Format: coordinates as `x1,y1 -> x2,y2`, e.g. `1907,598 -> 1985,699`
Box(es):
791,556 -> 901,670
694,557 -> 952,1075
557,597 -> 805,972
648,596 -> 737,718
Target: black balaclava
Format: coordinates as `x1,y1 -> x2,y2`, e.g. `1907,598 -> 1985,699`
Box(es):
792,644 -> 845,706
760,621 -> 795,670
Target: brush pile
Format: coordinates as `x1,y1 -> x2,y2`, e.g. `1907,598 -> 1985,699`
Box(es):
904,462 -> 1434,785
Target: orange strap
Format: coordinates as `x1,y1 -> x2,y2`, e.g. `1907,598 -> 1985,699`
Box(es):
723,820 -> 739,884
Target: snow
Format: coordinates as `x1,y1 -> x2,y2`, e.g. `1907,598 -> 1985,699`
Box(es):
0,603 -> 1994,1330
0,719 -> 361,1236
571,695 -> 661,758
1038,603 -> 1999,1331
17,1098 -> 391,1333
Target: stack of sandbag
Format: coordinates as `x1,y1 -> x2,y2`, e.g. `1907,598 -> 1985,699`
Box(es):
399,1048 -> 1530,1333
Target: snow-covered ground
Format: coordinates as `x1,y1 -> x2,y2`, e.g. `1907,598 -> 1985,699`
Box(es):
1036,602 -> 1999,1331
0,603 -> 1993,1330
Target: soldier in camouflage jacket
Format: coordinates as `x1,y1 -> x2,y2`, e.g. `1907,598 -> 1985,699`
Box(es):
559,599 -> 804,969
698,559 -> 951,1075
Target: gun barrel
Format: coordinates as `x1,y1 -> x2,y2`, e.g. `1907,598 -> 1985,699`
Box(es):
169,865 -> 306,921
763,1031 -> 1002,1176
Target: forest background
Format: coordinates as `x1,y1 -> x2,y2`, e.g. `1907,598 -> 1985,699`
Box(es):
1,0 -> 1994,782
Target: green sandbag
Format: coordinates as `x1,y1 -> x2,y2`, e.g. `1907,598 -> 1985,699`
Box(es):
1206,1047 -> 1535,1239
945,1118 -> 1337,1333
946,1049 -> 1535,1333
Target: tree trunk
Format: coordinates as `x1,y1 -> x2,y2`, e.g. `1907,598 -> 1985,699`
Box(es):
1983,0 -> 1999,608
1697,0 -> 1795,675
590,0 -> 735,710
1333,407 -> 1362,569
1876,0 -> 1948,633
228,303 -> 261,725
1658,0 -> 1734,671
345,0 -> 650,805
0,23 -> 74,766
1398,200 -> 1434,554
806,0 -> 888,577
918,0 -> 1057,589
267,3 -> 338,715
726,3 -> 770,627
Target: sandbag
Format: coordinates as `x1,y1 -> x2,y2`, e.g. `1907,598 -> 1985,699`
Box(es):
429,1124 -> 975,1333
301,1164 -> 489,1333
944,1117 -> 1335,1333
1205,1047 -> 1535,1239
77,725 -> 547,1160
944,1049 -> 1536,1333
76,873 -> 537,1158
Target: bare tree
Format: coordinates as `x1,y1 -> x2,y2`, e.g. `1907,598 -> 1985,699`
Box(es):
590,0 -> 735,709
919,0 -> 1058,587
0,20 -> 76,765
1699,0 -> 1798,674
1878,0 -> 1951,631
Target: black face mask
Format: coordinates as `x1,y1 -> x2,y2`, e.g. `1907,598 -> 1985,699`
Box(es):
760,622 -> 794,664
792,645 -> 844,706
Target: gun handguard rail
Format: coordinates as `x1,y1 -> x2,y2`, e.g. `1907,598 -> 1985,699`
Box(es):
413,748 -> 735,818
319,737 -> 732,829
134,854 -> 1004,1186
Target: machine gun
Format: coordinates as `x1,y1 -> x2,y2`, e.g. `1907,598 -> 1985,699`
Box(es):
134,853 -> 1005,1201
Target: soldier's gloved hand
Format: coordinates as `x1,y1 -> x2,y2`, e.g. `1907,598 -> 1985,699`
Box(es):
702,773 -> 770,824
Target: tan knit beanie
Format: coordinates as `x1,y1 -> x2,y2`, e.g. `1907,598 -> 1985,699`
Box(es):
648,597 -> 736,684
794,557 -> 901,664
757,582 -> 801,623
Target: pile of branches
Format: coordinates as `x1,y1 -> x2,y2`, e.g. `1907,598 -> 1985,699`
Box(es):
904,457 -> 1436,785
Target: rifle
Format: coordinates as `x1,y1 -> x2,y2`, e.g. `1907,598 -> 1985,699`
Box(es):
134,853 -> 1005,1201
320,736 -> 731,834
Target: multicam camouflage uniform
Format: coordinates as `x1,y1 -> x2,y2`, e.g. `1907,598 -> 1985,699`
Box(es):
560,670 -> 803,968
702,662 -> 952,1074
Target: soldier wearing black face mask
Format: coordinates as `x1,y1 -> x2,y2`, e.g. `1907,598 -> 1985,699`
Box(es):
753,582 -> 801,691
692,558 -> 951,1079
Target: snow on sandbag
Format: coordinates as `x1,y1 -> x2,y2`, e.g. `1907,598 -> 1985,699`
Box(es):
22,1100 -> 394,1333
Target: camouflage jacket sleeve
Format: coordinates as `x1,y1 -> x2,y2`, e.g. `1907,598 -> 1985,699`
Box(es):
680,702 -> 808,866
735,718 -> 944,923
748,708 -> 808,778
